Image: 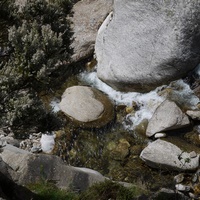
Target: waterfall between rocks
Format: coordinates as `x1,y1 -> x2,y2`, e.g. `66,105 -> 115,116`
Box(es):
51,68 -> 199,131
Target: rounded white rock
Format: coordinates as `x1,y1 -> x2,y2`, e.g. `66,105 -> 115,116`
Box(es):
40,134 -> 56,153
154,133 -> 166,139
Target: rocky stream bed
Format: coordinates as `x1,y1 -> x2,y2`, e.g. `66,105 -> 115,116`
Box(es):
2,0 -> 200,199
5,63 -> 200,199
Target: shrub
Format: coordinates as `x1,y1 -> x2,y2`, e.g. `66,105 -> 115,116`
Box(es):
0,0 -> 73,134
28,180 -> 146,200
77,180 -> 145,200
0,0 -> 18,21
7,0 -> 73,91
28,181 -> 77,200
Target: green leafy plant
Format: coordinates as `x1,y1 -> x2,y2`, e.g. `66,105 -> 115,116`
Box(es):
0,0 -> 73,134
0,0 -> 18,21
28,180 -> 146,200
77,180 -> 145,200
7,0 -> 73,90
28,181 -> 77,200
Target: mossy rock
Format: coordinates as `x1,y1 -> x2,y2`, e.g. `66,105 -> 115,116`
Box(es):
106,139 -> 130,161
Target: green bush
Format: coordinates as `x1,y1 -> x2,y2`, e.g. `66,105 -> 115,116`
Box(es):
28,181 -> 77,200
28,180 -> 145,200
7,0 -> 73,90
8,20 -> 65,90
78,180 -> 144,200
0,0 -> 18,21
0,0 -> 73,134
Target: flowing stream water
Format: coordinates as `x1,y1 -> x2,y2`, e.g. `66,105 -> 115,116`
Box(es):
49,67 -> 200,191
79,70 -> 199,129
51,68 -> 199,130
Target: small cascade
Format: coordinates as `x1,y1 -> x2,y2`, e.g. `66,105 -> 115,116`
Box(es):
79,70 -> 199,130
48,68 -> 200,191
50,69 -> 200,130
165,79 -> 199,108
50,98 -> 60,113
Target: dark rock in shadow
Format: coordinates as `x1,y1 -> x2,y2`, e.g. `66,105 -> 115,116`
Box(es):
0,171 -> 38,200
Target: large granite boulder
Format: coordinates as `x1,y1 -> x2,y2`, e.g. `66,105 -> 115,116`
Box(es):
70,0 -> 113,62
0,144 -> 106,191
95,0 -> 200,92
146,100 -> 190,137
140,139 -> 199,171
59,86 -> 114,127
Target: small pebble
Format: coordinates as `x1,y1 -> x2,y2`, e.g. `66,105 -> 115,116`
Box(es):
192,173 -> 198,183
154,133 -> 166,139
175,184 -> 190,192
125,106 -> 134,114
193,183 -> 200,195
174,174 -> 184,183
31,147 -> 41,153
189,192 -> 196,199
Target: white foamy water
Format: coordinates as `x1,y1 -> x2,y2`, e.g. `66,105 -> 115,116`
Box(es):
79,71 -> 200,130
79,71 -> 163,106
80,71 -> 164,129
165,79 -> 200,108
50,98 -> 60,113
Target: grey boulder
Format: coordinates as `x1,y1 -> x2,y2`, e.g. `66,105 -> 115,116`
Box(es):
70,0 -> 113,62
95,0 -> 200,92
59,86 -> 114,127
0,144 -> 106,191
146,100 -> 190,137
140,139 -> 199,171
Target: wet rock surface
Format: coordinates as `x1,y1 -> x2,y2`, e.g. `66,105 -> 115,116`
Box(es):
171,169 -> 200,199
107,138 -> 130,161
146,100 -> 190,137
